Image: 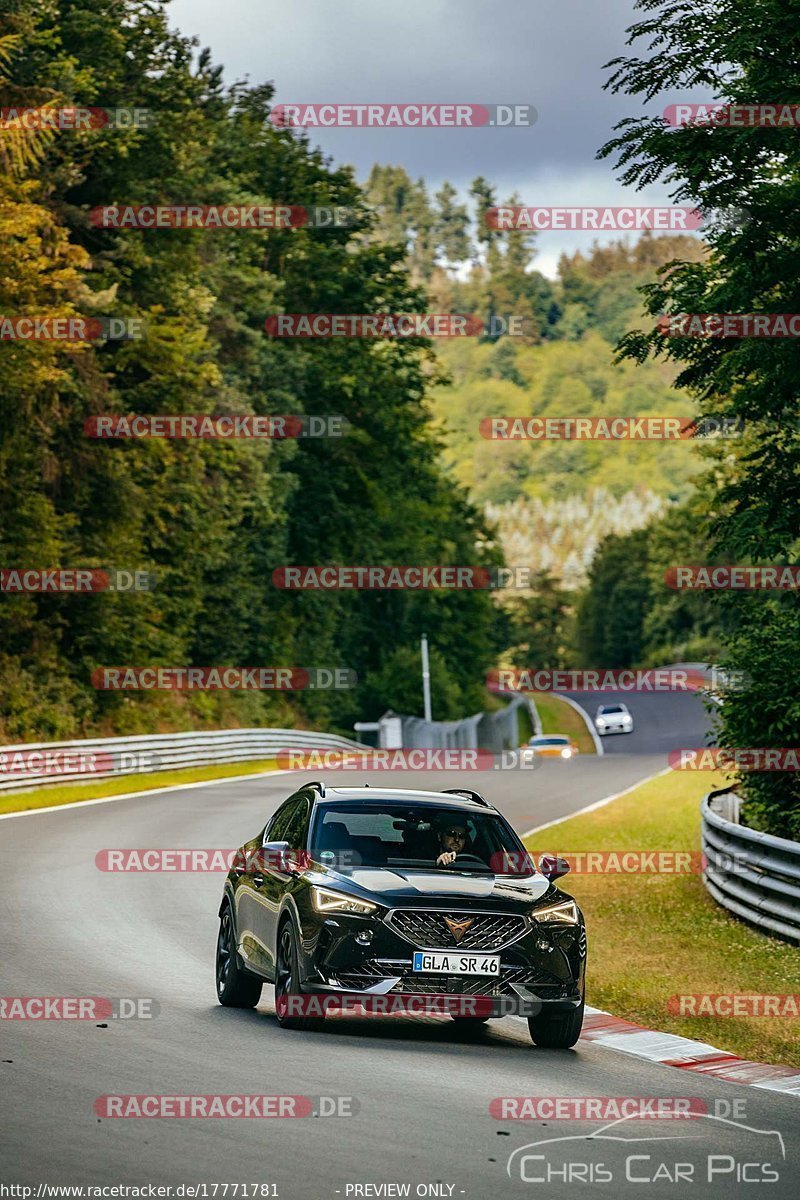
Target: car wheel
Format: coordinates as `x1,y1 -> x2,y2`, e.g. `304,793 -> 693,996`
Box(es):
216,904 -> 263,1008
274,918 -> 322,1031
527,1000 -> 584,1048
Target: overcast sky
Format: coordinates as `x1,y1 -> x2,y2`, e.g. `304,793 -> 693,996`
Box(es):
167,0 -> 700,276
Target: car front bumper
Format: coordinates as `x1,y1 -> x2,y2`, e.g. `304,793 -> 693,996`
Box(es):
295,908 -> 586,1018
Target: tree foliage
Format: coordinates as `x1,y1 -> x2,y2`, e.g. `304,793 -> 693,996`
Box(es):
599,0 -> 800,835
0,0 -> 502,740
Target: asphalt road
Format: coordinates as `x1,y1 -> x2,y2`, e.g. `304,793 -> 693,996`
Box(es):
561,686 -> 717,757
1,702 -> 796,1198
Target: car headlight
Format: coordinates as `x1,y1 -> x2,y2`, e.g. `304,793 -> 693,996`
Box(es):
596,718 -> 605,727
311,886 -> 378,915
560,747 -> 573,758
534,899 -> 580,925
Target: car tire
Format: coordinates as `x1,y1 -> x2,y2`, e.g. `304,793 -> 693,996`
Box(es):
216,904 -> 263,1008
527,1000 -> 584,1048
274,917 -> 322,1031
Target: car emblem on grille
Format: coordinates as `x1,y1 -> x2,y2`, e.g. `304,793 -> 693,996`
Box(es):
444,916 -> 474,944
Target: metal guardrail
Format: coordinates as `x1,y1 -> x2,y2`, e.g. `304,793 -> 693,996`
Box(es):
701,788 -> 800,943
368,693 -> 537,754
0,728 -> 368,794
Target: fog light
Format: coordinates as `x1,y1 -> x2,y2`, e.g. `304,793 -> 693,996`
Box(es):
536,937 -> 549,951
355,930 -> 373,946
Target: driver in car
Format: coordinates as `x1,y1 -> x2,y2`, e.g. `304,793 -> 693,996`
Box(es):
435,819 -> 470,866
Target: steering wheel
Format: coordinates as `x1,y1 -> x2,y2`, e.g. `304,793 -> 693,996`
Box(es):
449,853 -> 486,866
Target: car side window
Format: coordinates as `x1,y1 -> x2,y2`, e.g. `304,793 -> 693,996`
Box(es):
266,797 -> 302,843
282,797 -> 311,851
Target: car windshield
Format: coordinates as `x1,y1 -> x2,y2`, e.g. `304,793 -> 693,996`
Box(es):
308,802 -> 532,874
599,705 -> 624,714
531,736 -> 568,745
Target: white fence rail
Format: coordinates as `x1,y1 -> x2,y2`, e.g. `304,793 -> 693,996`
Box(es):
0,728 -> 368,794
701,788 -> 800,944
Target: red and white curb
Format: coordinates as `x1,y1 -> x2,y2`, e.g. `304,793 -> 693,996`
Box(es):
580,1005 -> 800,1095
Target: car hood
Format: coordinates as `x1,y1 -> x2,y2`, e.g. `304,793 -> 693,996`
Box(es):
308,866 -> 551,905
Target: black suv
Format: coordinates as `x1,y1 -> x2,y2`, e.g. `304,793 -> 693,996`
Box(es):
215,783 -> 586,1047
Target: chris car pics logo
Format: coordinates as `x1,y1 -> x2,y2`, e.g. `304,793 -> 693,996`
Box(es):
505,1112 -> 785,1185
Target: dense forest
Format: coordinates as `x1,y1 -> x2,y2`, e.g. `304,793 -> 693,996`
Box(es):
0,0 -> 503,741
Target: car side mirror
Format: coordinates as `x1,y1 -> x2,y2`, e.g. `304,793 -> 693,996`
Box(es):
261,840 -> 293,872
538,853 -> 571,881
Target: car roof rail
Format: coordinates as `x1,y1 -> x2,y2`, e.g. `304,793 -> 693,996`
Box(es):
440,787 -> 490,807
301,780 -> 326,797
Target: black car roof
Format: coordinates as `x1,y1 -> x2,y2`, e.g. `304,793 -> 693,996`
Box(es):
308,785 -> 496,811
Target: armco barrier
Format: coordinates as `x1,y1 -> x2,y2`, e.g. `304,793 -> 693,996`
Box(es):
369,693 -> 538,754
0,728 -> 368,794
701,787 -> 800,943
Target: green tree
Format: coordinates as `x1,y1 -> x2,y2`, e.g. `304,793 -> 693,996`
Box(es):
600,0 -> 800,834
433,181 -> 472,267
502,574 -> 572,670
575,530 -> 652,667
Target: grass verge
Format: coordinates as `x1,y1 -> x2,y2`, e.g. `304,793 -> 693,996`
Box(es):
532,691 -> 596,754
0,758 -> 281,817
524,768 -> 800,1067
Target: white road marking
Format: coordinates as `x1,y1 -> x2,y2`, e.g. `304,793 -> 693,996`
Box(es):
0,768 -> 295,820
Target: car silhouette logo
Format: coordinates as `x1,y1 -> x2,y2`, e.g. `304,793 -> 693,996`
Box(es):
444,917 -> 473,944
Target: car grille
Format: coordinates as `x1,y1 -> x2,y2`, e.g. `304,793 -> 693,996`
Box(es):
332,959 -> 564,996
387,909 -> 527,950
332,961 -> 395,989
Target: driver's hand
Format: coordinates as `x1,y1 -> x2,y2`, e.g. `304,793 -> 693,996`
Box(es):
436,850 -> 457,865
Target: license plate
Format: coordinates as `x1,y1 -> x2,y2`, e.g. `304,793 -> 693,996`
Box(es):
412,951 -> 500,976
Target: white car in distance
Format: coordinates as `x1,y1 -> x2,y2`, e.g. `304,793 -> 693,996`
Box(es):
594,703 -> 633,736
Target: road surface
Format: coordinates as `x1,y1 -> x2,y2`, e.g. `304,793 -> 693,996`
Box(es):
1,698 -> 796,1198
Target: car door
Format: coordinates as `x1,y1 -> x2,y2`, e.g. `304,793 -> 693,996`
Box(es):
236,796 -> 301,976
257,795 -> 311,970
